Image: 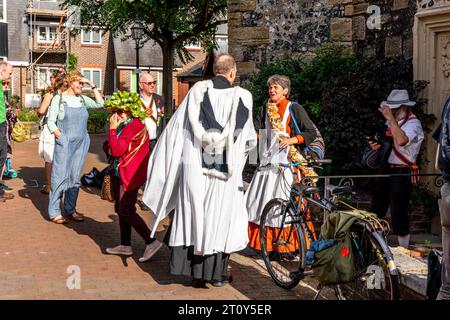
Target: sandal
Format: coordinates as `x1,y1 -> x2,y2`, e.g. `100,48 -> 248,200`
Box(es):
51,216 -> 67,224
67,212 -> 85,222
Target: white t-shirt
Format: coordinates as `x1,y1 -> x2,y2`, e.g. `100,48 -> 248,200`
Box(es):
141,96 -> 158,140
388,116 -> 424,165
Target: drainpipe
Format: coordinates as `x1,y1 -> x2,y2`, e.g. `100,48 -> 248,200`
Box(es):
20,64 -> 23,105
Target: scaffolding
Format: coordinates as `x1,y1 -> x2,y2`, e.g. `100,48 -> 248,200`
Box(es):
26,0 -> 69,93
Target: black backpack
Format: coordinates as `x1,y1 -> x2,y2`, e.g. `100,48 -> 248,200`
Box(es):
361,134 -> 392,171
81,167 -> 104,188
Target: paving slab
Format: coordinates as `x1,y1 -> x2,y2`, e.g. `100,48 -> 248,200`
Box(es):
0,134 -> 335,300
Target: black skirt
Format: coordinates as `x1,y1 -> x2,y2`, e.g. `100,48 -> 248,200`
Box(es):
170,245 -> 230,282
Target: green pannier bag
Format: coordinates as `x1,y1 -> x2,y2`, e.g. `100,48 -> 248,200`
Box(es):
312,211 -> 357,285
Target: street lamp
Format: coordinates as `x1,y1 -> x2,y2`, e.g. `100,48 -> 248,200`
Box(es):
131,20 -> 145,94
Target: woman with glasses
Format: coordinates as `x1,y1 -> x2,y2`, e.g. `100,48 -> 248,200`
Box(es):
46,70 -> 104,224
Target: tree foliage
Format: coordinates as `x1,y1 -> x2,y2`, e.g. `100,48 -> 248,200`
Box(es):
68,53 -> 78,72
63,0 -> 227,118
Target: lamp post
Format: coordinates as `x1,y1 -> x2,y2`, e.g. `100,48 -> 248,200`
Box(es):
130,21 -> 145,94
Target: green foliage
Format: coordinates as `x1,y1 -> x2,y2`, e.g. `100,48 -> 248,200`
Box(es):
9,95 -> 23,109
64,0 -> 227,116
104,90 -> 146,120
17,109 -> 39,122
243,44 -> 435,174
87,109 -> 108,133
409,183 -> 439,216
68,53 -> 78,72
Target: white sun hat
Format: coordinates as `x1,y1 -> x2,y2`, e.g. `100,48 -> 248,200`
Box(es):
380,89 -> 416,109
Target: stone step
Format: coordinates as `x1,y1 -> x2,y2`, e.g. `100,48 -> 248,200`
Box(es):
390,246 -> 428,298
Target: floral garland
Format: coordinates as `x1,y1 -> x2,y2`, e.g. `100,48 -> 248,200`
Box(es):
267,101 -> 318,180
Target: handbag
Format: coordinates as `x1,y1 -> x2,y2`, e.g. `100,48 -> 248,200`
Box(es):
100,165 -> 115,202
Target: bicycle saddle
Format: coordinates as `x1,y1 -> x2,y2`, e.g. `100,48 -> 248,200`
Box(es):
293,183 -> 319,195
329,185 -> 353,195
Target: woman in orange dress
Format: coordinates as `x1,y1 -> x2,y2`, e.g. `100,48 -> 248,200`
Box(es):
245,74 -> 324,253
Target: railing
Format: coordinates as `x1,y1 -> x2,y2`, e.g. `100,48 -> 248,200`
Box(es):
303,173 -> 444,200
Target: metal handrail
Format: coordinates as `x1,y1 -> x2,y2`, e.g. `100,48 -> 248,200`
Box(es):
304,172 -> 443,200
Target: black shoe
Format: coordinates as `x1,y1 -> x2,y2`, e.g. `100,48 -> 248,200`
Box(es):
0,183 -> 13,192
212,273 -> 233,287
212,280 -> 225,287
139,201 -> 151,211
192,279 -> 207,288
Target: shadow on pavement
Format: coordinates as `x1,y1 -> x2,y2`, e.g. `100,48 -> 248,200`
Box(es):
64,211 -> 192,286
87,133 -> 109,164
17,166 -> 48,220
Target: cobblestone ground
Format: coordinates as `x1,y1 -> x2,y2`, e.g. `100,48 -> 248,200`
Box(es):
0,134 -> 335,300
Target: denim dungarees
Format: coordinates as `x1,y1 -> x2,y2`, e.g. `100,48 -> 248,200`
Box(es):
48,97 -> 90,219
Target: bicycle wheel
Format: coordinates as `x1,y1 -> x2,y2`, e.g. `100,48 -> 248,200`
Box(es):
335,221 -> 400,300
259,198 -> 307,289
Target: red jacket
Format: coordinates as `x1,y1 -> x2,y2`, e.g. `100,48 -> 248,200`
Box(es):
109,118 -> 149,191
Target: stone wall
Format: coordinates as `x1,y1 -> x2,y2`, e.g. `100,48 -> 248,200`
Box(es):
228,0 -> 424,78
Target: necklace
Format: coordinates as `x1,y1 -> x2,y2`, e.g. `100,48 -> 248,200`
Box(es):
266,100 -> 318,180
266,100 -> 302,163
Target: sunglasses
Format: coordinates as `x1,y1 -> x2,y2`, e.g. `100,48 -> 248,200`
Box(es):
115,110 -> 124,115
140,81 -> 157,85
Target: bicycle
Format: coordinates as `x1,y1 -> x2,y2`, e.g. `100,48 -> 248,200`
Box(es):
258,159 -> 400,300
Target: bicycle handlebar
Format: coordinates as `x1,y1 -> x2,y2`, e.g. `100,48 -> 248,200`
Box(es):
315,159 -> 332,164
275,159 -> 332,168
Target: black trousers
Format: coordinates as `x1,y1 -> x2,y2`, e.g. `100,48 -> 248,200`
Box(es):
113,176 -> 152,246
368,166 -> 413,236
149,139 -> 157,154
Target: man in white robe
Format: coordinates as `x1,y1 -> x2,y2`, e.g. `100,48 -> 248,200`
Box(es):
142,54 -> 257,287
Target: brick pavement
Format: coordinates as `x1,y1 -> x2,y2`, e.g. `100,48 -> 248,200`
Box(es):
0,134 -> 335,300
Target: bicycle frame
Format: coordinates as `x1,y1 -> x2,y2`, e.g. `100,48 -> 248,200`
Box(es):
260,160 -> 399,298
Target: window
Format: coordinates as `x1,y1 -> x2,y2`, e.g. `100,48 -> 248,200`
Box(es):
81,68 -> 101,90
156,71 -> 162,95
38,26 -> 58,43
0,0 -> 6,22
185,40 -> 201,49
81,29 -> 101,45
36,67 -> 58,89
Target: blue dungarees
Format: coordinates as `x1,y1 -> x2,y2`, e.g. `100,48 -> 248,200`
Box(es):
48,97 -> 90,219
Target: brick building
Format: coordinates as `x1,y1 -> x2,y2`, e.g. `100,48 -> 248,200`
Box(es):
176,23 -> 229,104
1,1 -> 222,108
70,29 -> 115,96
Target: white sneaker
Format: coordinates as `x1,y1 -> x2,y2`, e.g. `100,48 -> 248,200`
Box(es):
139,240 -> 163,262
106,245 -> 133,256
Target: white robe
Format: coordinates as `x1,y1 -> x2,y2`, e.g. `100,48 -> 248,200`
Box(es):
142,80 -> 257,256
245,104 -> 295,226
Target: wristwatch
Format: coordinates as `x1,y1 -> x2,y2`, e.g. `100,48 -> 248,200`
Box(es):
91,85 -> 97,90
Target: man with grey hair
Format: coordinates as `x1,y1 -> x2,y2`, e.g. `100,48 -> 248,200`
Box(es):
0,61 -> 14,202
139,72 -> 164,151
142,53 -> 257,287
